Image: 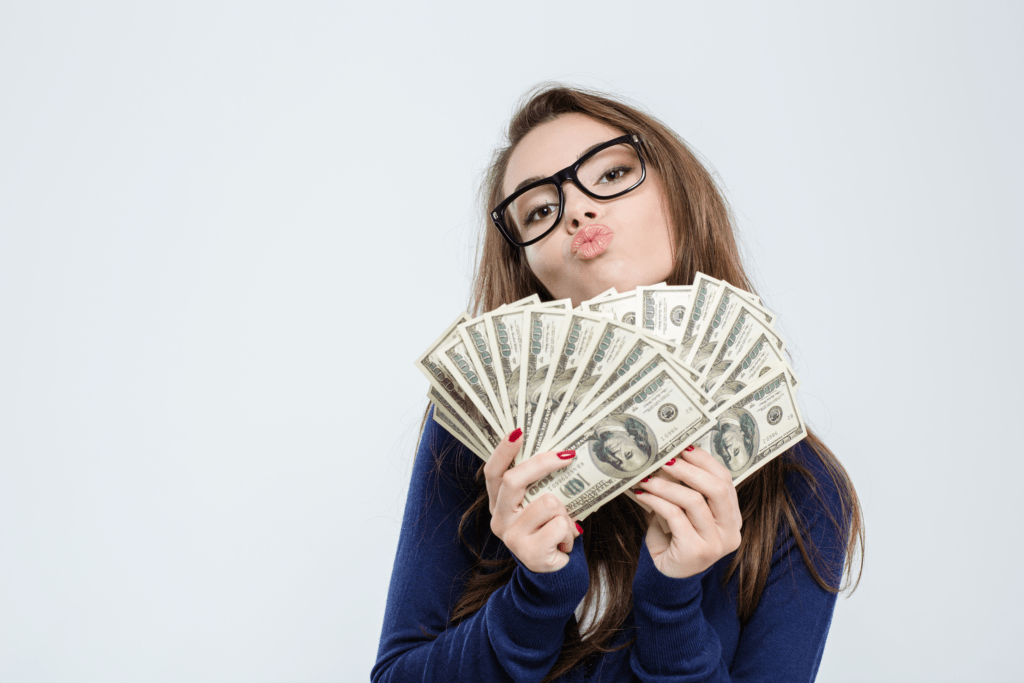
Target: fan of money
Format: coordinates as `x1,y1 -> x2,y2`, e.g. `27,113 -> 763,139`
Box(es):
415,273 -> 808,521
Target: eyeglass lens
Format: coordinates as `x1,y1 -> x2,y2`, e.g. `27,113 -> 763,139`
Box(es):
504,142 -> 643,244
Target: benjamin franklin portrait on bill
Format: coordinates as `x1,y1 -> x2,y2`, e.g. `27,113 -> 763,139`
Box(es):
585,414 -> 657,478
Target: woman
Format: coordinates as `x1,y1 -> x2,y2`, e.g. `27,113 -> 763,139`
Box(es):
373,84 -> 864,682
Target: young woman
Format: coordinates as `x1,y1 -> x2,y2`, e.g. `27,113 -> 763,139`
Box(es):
373,84 -> 864,683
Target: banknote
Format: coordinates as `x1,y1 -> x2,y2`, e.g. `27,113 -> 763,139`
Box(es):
696,368 -> 806,485
585,290 -> 642,326
418,279 -> 808,515
480,307 -> 528,433
637,285 -> 693,345
526,311 -> 609,458
521,365 -> 714,520
547,319 -> 646,442
685,282 -> 775,373
456,317 -> 512,430
700,305 -> 784,396
428,389 -> 489,460
520,305 -> 573,460
416,313 -> 501,449
676,274 -> 722,363
708,336 -> 798,412
439,334 -> 507,435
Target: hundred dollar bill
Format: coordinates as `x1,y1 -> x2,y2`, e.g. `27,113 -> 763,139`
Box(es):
415,313 -> 500,449
637,285 -> 693,344
676,273 -> 722,363
585,290 -> 640,326
547,318 -> 646,442
685,283 -> 775,374
480,307 -> 528,432
696,368 -> 806,485
438,334 -> 507,435
428,394 -> 489,461
520,307 -> 572,460
708,342 -> 798,413
699,305 -> 784,396
560,349 -> 708,451
555,334 -> 692,446
526,311 -> 609,458
457,317 -> 513,430
522,365 -> 714,520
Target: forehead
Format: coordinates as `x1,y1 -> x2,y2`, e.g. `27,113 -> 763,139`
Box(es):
503,114 -> 626,197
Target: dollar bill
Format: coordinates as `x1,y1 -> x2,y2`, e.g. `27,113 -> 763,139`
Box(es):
428,393 -> 489,461
521,365 -> 714,520
685,283 -> 774,374
699,305 -> 784,396
547,319 -> 645,442
520,307 -> 572,460
480,307 -> 528,433
457,318 -> 513,431
637,285 -> 693,344
708,339 -> 797,412
438,334 -> 507,435
676,273 -> 722,363
415,313 -> 500,449
585,290 -> 641,326
697,368 -> 806,485
526,311 -> 609,458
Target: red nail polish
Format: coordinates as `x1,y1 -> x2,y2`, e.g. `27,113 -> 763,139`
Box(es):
575,522 -> 583,535
557,450 -> 576,460
640,477 -> 650,483
684,445 -> 695,452
633,489 -> 644,495
664,458 -> 676,466
509,428 -> 522,443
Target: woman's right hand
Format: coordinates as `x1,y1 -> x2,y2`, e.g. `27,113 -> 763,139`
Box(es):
484,428 -> 583,573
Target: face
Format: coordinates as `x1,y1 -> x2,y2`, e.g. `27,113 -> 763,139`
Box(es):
719,425 -> 750,472
601,432 -> 647,473
503,113 -> 676,306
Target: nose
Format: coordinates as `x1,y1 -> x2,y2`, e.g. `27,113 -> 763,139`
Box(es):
562,182 -> 599,233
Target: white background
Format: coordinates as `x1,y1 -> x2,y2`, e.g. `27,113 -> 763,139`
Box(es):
1,2 -> 1021,681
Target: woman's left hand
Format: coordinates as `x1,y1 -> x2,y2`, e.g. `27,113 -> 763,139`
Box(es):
635,445 -> 743,579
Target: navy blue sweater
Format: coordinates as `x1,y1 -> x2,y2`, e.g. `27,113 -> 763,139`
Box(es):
373,410 -> 848,682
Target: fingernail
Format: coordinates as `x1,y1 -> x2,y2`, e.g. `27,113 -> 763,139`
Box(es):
509,428 -> 522,443
640,477 -> 650,483
557,450 -> 576,460
684,445 -> 695,452
575,522 -> 583,535
558,543 -> 567,553
633,489 -> 644,495
664,458 -> 676,467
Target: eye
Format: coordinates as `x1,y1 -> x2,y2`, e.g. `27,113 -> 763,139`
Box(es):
598,165 -> 633,183
524,202 -> 557,226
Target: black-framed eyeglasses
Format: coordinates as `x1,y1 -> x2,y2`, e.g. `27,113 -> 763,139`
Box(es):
491,133 -> 647,248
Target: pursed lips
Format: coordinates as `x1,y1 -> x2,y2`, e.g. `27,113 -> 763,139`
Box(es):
570,224 -> 614,259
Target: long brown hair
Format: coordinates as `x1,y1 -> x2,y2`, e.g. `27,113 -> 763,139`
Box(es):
429,83 -> 864,682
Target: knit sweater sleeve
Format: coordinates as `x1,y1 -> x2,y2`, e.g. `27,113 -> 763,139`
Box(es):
628,442 -> 848,682
372,409 -> 590,683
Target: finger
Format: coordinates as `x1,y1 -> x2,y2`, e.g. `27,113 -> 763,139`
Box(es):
493,449 -> 577,517
661,452 -> 739,528
513,492 -> 568,534
483,428 -> 524,512
537,512 -> 576,556
635,488 -> 700,544
639,477 -> 718,539
681,446 -> 735,486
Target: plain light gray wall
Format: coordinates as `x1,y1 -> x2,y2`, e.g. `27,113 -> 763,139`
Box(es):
1,2 -> 1021,681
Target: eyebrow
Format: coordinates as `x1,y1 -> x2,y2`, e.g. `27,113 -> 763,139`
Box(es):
511,139 -> 611,194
